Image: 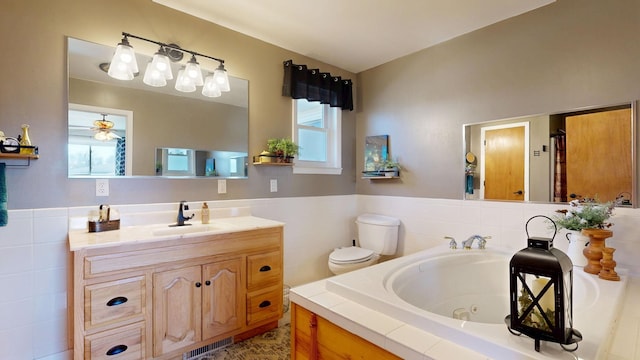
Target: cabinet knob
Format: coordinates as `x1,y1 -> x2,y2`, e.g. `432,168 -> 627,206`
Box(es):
106,344 -> 128,356
259,300 -> 272,308
106,296 -> 128,307
205,280 -> 211,286
259,265 -> 272,272
195,282 -> 202,288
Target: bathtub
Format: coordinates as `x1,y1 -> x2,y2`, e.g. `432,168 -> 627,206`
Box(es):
325,245 -> 627,359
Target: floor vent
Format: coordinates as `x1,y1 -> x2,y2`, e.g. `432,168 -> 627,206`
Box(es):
182,337 -> 234,360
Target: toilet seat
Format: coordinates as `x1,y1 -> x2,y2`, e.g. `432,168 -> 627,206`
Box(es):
329,246 -> 375,264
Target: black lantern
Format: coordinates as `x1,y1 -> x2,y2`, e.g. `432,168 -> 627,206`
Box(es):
505,215 -> 582,352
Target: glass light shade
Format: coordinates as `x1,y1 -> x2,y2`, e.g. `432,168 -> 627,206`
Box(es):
107,38 -> 138,80
202,74 -> 221,97
185,55 -> 204,86
143,62 -> 167,87
94,130 -> 119,141
150,49 -> 173,80
213,63 -> 231,92
174,69 -> 196,92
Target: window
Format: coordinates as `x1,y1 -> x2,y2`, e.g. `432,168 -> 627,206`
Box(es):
292,99 -> 342,174
159,148 -> 195,176
68,143 -> 117,176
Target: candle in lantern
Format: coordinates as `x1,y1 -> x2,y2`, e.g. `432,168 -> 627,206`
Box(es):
532,278 -> 555,313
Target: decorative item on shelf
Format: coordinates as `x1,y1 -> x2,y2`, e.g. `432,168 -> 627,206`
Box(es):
599,247 -> 620,281
88,204 -> 120,233
551,199 -> 615,274
0,136 -> 20,153
266,138 -> 299,163
505,215 -> 582,353
19,124 -> 33,154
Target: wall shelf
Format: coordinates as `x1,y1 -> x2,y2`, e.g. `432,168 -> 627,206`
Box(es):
0,153 -> 40,167
362,176 -> 399,180
253,162 -> 292,166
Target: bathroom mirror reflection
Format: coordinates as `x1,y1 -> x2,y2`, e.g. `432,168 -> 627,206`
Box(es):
464,102 -> 636,207
67,37 -> 249,178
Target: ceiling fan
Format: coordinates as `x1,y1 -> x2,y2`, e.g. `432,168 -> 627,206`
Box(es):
92,114 -> 121,141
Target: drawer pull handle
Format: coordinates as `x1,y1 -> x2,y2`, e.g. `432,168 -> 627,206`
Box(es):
259,265 -> 272,272
106,344 -> 128,356
195,282 -> 202,288
106,296 -> 128,307
205,280 -> 211,286
259,300 -> 271,308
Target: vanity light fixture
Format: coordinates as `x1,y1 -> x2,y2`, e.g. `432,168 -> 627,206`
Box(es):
107,32 -> 230,96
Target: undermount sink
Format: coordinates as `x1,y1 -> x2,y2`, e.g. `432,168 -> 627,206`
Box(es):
151,223 -> 236,236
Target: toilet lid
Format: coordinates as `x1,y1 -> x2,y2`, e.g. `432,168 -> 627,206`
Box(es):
329,247 -> 375,264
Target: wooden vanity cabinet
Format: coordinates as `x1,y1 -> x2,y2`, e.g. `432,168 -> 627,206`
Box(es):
152,258 -> 245,357
291,303 -> 401,360
71,226 -> 283,360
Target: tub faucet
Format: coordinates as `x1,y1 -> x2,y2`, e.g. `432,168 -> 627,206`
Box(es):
462,235 -> 491,249
445,236 -> 457,249
174,201 -> 194,227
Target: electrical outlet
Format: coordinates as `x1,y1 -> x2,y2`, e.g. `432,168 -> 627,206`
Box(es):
218,179 -> 227,194
96,179 -> 109,197
270,179 -> 278,193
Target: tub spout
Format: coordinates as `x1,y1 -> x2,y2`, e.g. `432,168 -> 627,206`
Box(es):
445,236 -> 457,249
462,235 -> 491,249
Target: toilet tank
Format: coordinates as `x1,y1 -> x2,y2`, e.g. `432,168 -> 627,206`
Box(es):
356,214 -> 400,255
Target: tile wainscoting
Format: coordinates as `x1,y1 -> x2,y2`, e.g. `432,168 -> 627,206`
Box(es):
0,195 -> 638,359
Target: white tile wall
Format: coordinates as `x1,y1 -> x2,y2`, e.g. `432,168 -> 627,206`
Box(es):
0,195 -> 637,359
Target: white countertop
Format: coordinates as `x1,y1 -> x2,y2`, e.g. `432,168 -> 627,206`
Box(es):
68,216 -> 284,251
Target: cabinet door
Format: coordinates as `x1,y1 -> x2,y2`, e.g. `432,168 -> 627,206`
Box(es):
153,265 -> 202,357
202,258 -> 245,339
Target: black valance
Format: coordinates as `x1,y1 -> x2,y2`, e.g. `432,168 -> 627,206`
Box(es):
282,60 -> 353,111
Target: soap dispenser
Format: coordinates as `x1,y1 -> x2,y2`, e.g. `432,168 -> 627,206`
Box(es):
201,202 -> 210,224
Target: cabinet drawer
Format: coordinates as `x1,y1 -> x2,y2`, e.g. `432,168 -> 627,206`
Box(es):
85,322 -> 145,360
247,286 -> 282,325
247,251 -> 282,289
85,276 -> 145,330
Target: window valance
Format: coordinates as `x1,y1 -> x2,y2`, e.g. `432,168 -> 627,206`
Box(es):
282,60 -> 353,111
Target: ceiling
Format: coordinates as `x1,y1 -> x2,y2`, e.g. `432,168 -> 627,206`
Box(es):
153,0 -> 555,73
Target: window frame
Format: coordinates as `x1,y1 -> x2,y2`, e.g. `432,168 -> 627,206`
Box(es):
292,99 -> 342,175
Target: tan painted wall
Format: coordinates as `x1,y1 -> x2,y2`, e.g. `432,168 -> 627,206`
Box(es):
356,0 -> 640,200
0,0 -> 356,209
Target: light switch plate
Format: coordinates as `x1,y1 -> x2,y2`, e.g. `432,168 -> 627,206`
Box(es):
270,179 -> 277,192
218,179 -> 227,194
96,179 -> 109,197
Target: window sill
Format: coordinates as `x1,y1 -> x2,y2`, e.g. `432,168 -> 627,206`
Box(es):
293,166 -> 342,175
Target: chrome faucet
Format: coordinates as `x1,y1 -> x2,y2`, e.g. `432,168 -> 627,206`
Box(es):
445,236 -> 457,249
462,235 -> 491,249
173,201 -> 194,227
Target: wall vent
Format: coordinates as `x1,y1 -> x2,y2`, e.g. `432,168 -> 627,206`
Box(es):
182,336 -> 233,360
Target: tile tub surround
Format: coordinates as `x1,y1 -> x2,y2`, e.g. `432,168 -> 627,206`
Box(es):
322,245 -> 626,359
0,195 -> 638,359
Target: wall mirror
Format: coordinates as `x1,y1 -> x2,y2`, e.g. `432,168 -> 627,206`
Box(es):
67,37 -> 249,178
464,102 -> 637,207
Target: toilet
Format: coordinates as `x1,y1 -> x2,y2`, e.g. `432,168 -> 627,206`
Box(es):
328,213 -> 400,275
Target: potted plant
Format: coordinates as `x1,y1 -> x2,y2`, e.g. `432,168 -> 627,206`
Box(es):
267,138 -> 300,163
551,199 -> 615,274
379,159 -> 401,177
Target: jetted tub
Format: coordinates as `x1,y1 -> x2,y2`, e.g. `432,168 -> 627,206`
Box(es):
326,245 -> 627,359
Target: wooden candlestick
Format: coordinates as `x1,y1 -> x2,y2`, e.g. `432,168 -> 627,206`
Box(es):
599,247 -> 620,281
581,228 -> 613,275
